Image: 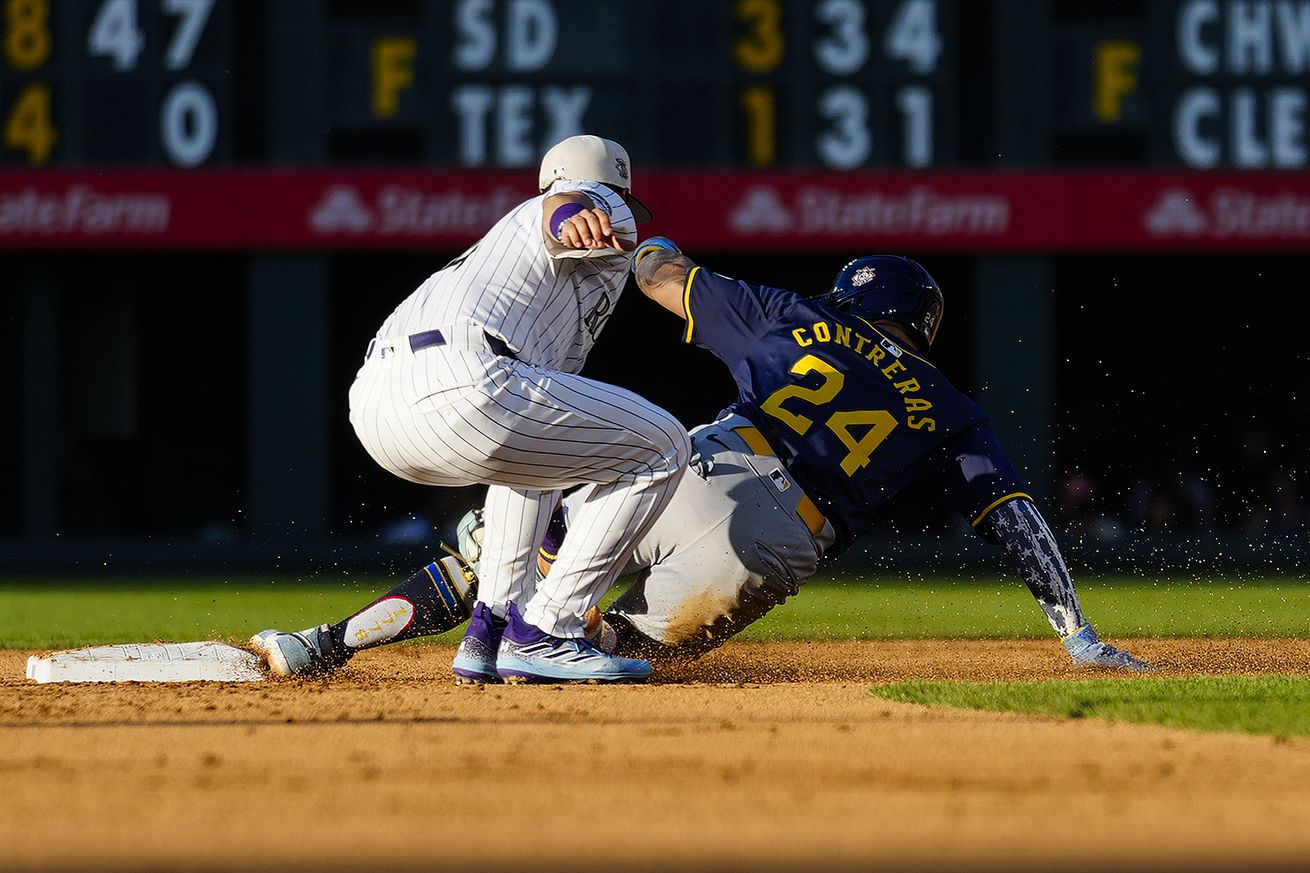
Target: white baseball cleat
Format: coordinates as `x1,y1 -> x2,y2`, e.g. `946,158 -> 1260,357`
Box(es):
249,626 -> 337,677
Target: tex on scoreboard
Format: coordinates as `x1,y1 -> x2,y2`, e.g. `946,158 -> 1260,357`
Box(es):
0,0 -> 954,169
2,0 -> 1309,171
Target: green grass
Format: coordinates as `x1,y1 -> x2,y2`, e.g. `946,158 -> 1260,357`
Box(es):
0,572 -> 1307,649
736,573 -> 1310,641
870,676 -> 1310,737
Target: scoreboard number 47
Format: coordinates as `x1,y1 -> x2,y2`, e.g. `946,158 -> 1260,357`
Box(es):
3,0 -> 219,166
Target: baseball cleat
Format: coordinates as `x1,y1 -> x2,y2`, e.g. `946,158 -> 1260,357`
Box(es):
495,604 -> 652,684
1062,625 -> 1153,671
249,626 -> 340,677
451,602 -> 505,685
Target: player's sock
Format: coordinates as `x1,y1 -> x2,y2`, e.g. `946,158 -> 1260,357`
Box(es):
321,559 -> 477,660
536,506 -> 569,579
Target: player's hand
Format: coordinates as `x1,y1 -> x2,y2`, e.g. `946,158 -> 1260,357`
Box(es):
557,207 -> 635,253
1062,625 -> 1153,670
633,236 -> 680,270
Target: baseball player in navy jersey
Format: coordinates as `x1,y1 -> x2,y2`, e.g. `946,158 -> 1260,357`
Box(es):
253,239 -> 1146,678
525,242 -> 1150,669
250,136 -> 690,684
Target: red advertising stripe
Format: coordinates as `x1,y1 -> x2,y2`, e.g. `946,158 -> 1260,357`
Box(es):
1,169 -> 1308,251
0,171 -> 242,249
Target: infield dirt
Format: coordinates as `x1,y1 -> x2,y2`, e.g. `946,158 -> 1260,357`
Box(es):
3,638 -> 1309,873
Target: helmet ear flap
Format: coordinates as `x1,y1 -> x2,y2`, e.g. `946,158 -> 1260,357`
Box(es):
825,255 -> 943,350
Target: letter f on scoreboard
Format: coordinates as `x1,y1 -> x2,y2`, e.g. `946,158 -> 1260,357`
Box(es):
1095,41 -> 1141,123
373,36 -> 417,119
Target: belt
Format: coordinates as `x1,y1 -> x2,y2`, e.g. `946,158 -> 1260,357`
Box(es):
731,425 -> 829,538
366,329 -> 517,360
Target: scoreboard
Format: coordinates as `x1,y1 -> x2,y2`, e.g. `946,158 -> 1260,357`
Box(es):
3,0 -> 1309,171
0,0 -> 232,166
3,0 -> 1310,254
1148,0 -> 1310,168
1,0 -> 961,169
323,0 -> 956,168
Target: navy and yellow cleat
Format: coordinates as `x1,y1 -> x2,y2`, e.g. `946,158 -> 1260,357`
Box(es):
249,625 -> 345,677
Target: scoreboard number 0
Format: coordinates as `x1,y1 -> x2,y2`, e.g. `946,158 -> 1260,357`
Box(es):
160,80 -> 215,166
88,0 -> 218,166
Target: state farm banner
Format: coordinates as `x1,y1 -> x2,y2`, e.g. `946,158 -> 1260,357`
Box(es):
245,171 -> 537,246
657,172 -> 1077,251
0,171 -> 243,248
1080,174 -> 1310,250
1,169 -> 1309,251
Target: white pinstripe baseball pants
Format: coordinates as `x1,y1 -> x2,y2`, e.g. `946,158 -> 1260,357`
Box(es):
348,327 -> 691,637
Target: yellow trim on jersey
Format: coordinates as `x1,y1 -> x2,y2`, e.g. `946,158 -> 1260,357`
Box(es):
733,426 -> 775,456
733,426 -> 827,536
852,316 -> 939,371
682,266 -> 701,343
538,546 -> 558,562
971,492 -> 1033,528
796,495 -> 827,536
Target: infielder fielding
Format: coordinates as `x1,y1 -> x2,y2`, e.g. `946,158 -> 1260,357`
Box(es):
253,245 -> 1147,679
252,136 -> 690,684
535,241 -> 1148,669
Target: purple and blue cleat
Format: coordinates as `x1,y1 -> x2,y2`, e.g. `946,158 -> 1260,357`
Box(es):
495,603 -> 651,684
451,602 -> 506,685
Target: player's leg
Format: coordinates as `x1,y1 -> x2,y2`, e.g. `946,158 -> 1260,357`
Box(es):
351,343 -> 690,681
588,426 -> 829,662
501,370 -> 691,634
250,554 -> 476,677
451,485 -> 557,684
460,367 -> 690,682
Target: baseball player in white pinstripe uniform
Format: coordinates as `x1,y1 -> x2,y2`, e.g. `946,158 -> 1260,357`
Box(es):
251,136 -> 690,684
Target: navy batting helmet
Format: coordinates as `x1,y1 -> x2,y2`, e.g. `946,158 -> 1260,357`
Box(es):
824,255 -> 944,350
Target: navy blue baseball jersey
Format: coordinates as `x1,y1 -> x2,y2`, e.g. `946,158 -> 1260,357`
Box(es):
682,267 -> 1027,553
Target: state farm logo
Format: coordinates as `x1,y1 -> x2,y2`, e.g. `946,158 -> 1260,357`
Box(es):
0,185 -> 171,236
1144,187 -> 1310,239
308,184 -> 525,237
310,185 -> 374,234
1145,189 -> 1208,236
730,185 -> 1009,237
731,186 -> 793,233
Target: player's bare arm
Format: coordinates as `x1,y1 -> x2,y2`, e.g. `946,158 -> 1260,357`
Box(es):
542,191 -> 635,252
633,239 -> 695,318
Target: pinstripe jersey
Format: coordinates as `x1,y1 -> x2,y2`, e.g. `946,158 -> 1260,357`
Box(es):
376,180 -> 636,374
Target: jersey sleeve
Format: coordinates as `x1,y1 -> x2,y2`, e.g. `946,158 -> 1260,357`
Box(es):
912,424 -> 1030,540
683,268 -> 798,360
541,180 -> 637,261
